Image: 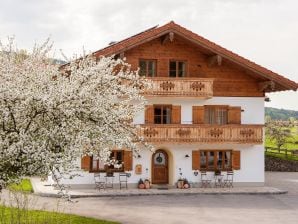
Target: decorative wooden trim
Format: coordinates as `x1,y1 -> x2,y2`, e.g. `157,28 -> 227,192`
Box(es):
142,77 -> 213,98
139,124 -> 263,144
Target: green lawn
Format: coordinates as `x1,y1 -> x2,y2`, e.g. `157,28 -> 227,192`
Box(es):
8,179 -> 34,193
0,205 -> 119,224
265,151 -> 298,161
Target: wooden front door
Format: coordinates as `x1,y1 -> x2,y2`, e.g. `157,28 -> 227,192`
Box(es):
152,150 -> 168,184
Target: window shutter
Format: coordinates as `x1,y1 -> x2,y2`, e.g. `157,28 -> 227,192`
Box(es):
145,105 -> 154,124
228,106 -> 241,124
232,150 -> 241,170
171,105 -> 181,124
123,150 -> 133,171
192,150 -> 200,170
81,155 -> 91,171
193,106 -> 205,124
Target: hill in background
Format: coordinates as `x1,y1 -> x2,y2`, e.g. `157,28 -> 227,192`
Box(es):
265,107 -> 298,120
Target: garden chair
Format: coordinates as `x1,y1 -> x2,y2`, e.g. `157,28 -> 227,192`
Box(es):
200,171 -> 212,188
94,173 -> 106,190
119,173 -> 128,189
223,171 -> 234,188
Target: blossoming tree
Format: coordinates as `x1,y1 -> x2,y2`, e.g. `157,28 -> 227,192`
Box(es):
0,38 -> 152,190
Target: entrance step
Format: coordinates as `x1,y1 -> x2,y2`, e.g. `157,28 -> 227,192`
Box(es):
150,184 -> 175,190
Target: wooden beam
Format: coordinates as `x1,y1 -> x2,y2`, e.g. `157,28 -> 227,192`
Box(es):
161,32 -> 174,45
207,55 -> 222,67
258,80 -> 275,91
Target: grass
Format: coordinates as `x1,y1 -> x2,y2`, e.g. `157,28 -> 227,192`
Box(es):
8,179 -> 34,193
265,151 -> 298,161
0,205 -> 119,224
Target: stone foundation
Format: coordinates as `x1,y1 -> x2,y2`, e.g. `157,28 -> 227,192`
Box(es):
265,156 -> 298,172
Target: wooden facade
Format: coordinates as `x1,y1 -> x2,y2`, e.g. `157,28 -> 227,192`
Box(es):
139,124 -> 263,144
124,35 -> 265,97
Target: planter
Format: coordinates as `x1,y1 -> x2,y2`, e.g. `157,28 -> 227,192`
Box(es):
183,183 -> 189,189
138,183 -> 145,189
177,180 -> 184,189
144,180 -> 150,189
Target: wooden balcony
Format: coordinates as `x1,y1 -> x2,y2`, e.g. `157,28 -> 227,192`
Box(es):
142,78 -> 213,98
139,124 -> 263,144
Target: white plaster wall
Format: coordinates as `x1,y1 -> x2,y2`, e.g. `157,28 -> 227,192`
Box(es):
134,97 -> 265,125
60,143 -> 264,186
59,97 -> 265,186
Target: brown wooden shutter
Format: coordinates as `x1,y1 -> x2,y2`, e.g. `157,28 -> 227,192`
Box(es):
145,105 -> 154,124
123,150 -> 133,171
81,155 -> 91,171
192,150 -> 200,170
171,105 -> 181,124
193,106 -> 205,124
232,150 -> 241,170
228,106 -> 241,124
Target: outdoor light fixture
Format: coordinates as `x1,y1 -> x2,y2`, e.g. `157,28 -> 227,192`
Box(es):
185,154 -> 190,158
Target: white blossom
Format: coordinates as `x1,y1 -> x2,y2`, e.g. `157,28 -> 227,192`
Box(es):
0,38 -> 153,190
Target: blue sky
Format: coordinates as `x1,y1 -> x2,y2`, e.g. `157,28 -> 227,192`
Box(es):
0,0 -> 297,110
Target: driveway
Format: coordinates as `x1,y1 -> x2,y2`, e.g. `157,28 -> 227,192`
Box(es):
2,172 -> 298,224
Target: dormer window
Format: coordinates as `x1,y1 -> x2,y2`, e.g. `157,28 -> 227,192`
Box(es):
139,59 -> 156,77
169,61 -> 186,77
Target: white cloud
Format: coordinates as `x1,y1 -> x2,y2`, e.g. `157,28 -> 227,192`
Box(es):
0,0 -> 297,109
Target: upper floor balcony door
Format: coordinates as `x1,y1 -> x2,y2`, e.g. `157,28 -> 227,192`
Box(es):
139,59 -> 213,98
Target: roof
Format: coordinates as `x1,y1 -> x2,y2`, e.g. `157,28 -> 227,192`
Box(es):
93,21 -> 297,92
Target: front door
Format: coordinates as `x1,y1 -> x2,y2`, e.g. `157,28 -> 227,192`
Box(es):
152,150 -> 168,184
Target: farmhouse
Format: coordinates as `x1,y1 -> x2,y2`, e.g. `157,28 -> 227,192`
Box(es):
61,21 -> 298,188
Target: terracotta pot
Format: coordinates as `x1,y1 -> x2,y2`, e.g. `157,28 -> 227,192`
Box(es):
144,180 -> 150,189
138,183 -> 145,189
177,180 -> 184,189
183,183 -> 189,189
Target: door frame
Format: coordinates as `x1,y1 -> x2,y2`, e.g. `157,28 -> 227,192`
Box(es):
151,149 -> 169,184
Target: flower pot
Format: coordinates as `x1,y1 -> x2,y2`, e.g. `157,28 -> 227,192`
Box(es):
177,180 -> 184,189
144,180 -> 150,189
183,183 -> 189,189
138,183 -> 145,189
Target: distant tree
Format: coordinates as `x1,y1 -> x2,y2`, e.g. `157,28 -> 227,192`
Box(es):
266,122 -> 292,150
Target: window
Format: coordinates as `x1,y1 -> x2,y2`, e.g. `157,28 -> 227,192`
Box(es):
91,150 -> 124,172
205,106 -> 228,125
169,61 -> 186,77
154,105 -> 172,124
200,150 -> 232,171
139,59 -> 156,77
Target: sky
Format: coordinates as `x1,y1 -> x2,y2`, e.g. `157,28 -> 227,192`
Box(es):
0,0 -> 297,110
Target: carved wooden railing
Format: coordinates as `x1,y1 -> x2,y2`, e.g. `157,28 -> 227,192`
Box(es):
139,124 -> 263,144
142,77 -> 213,98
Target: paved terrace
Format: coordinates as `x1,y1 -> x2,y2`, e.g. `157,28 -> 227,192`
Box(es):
31,177 -> 287,198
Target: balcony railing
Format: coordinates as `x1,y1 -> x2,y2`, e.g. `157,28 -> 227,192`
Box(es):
142,77 -> 213,98
139,124 -> 263,144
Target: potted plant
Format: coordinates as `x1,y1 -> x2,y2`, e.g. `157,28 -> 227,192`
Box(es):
144,179 -> 151,189
177,178 -> 184,189
183,178 -> 190,189
138,178 -> 145,189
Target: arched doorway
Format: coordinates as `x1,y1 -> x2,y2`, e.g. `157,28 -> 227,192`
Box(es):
152,149 -> 168,184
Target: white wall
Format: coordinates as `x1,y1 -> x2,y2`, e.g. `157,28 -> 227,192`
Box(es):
134,97 -> 265,125
59,96 -> 265,187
